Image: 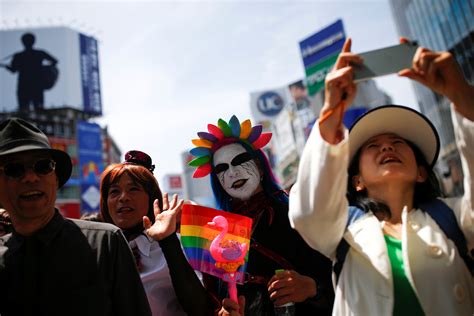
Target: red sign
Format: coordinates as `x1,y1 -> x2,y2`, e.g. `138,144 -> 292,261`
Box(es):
168,175 -> 183,189
56,200 -> 81,219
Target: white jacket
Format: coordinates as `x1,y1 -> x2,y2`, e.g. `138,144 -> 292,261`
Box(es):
289,108 -> 474,316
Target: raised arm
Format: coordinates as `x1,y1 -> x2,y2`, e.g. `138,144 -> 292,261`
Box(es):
289,38 -> 361,258
144,194 -> 215,315
399,46 -> 474,246
399,46 -> 474,120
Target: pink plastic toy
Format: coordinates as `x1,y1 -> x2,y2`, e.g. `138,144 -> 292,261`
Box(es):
208,215 -> 248,303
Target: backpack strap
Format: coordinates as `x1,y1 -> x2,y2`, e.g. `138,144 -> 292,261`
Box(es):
334,206 -> 366,283
335,200 -> 474,282
419,199 -> 474,276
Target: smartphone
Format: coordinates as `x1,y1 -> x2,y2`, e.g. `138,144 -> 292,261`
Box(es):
351,41 -> 418,82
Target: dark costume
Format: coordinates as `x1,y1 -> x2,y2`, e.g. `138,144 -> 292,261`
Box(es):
0,210 -> 151,316
206,191 -> 334,315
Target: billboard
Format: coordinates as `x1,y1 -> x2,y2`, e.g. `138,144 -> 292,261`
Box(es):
299,19 -> 346,96
249,86 -> 291,125
162,174 -> 184,199
48,136 -> 80,185
0,27 -> 102,115
77,121 -> 103,213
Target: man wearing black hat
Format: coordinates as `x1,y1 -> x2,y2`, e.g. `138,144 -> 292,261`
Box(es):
0,118 -> 152,316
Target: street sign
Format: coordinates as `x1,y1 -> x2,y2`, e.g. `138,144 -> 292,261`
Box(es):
299,19 -> 346,96
304,53 -> 339,96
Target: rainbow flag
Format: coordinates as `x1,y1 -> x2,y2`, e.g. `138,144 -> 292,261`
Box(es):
180,204 -> 253,284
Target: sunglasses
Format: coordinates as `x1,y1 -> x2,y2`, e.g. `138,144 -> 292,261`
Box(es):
0,159 -> 56,179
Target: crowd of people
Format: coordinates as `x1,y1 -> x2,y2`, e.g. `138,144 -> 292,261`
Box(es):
0,40 -> 472,316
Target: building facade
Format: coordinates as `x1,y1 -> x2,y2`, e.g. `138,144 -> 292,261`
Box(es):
0,107 -> 121,218
389,0 -> 474,196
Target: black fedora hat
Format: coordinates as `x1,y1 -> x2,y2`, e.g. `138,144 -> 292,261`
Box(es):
0,118 -> 72,187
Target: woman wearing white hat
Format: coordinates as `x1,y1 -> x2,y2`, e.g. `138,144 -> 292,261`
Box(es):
289,38 -> 474,316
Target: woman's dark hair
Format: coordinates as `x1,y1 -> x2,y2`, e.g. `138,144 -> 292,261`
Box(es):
100,163 -> 163,227
210,140 -> 287,211
347,140 -> 442,220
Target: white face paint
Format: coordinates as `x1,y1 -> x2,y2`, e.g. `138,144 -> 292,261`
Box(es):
213,143 -> 262,201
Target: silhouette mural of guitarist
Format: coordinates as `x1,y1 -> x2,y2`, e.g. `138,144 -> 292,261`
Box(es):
1,32 -> 58,113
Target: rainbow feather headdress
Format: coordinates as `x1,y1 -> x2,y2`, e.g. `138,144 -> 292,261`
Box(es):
189,115 -> 272,178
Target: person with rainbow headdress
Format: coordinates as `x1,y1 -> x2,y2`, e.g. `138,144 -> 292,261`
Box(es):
188,117 -> 334,315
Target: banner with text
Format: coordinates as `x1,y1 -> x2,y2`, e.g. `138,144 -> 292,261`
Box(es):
0,27 -> 102,115
299,19 -> 346,96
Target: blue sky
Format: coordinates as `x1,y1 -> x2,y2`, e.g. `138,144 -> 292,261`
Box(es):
1,0 -> 418,184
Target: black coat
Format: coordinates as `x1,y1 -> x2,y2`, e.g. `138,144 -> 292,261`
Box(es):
207,191 -> 334,315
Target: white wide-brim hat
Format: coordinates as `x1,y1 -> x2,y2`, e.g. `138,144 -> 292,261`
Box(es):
349,105 -> 440,168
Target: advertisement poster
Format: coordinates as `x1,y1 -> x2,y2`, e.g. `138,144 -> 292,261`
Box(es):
249,86 -> 291,125
299,19 -> 346,96
77,121 -> 103,213
0,27 -> 102,115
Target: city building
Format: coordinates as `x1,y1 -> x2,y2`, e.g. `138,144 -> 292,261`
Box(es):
181,151 -> 215,208
389,0 -> 474,196
0,27 -> 120,217
0,108 -> 121,218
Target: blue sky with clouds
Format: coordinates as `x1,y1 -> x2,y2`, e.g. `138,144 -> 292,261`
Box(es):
1,0 -> 418,183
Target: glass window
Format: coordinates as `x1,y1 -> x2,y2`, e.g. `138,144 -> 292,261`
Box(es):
452,0 -> 468,37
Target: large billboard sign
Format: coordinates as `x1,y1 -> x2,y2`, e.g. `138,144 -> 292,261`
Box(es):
77,121 -> 103,213
299,19 -> 346,96
0,27 -> 102,115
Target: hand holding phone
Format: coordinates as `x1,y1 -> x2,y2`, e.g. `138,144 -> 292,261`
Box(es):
351,41 -> 418,82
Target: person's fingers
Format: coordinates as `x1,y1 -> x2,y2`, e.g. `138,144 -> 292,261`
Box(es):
170,194 -> 178,209
270,286 -> 293,301
334,52 -> 362,70
271,287 -> 294,305
268,279 -> 287,294
175,199 -> 184,217
413,47 -> 436,74
399,68 -> 429,87
398,68 -> 413,77
153,199 -> 162,217
326,66 -> 354,91
425,60 -> 438,87
342,37 -> 351,53
238,296 -> 245,316
399,37 -> 410,44
268,270 -> 293,292
162,192 -> 169,210
143,216 -> 151,230
221,298 -> 240,313
412,47 -> 425,73
418,50 -> 438,75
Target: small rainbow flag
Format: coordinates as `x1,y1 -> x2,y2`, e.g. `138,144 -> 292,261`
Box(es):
180,204 -> 253,284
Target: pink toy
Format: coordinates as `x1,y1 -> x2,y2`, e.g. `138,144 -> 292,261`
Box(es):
208,215 -> 248,303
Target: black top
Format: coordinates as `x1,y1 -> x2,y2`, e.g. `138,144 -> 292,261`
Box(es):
207,191 -> 334,315
0,210 -> 152,316
158,232 -> 216,316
